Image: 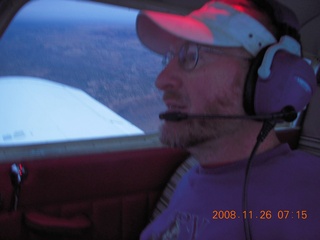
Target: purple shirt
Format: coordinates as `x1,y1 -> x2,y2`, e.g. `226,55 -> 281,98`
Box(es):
141,144 -> 320,239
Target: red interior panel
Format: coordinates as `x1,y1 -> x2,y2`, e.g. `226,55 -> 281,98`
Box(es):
0,147 -> 189,239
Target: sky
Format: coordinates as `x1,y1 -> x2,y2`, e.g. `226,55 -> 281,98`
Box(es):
14,0 -> 138,24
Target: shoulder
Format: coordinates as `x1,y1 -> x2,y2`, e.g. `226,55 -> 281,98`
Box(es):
266,144 -> 320,167
271,146 -> 320,187
284,147 -> 320,169
290,149 -> 320,178
255,144 -> 320,187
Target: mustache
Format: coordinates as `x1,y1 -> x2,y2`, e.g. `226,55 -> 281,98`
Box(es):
162,91 -> 185,103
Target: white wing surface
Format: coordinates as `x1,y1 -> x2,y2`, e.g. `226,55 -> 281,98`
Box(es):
0,76 -> 144,145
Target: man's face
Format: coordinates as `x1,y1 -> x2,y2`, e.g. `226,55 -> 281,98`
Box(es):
156,41 -> 252,148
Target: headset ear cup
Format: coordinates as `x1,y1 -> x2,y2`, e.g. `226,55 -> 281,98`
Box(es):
254,51 -> 316,115
316,65 -> 320,84
243,48 -> 268,115
243,47 -> 316,117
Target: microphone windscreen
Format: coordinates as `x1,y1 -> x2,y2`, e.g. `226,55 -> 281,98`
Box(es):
281,106 -> 297,122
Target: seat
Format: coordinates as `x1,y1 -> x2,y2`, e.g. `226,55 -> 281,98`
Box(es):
298,75 -> 320,156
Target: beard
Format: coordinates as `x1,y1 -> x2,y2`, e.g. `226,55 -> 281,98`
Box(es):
159,116 -> 242,149
159,87 -> 245,149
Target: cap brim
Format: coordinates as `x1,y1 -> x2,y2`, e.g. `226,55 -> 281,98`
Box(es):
136,2 -> 277,56
136,10 -> 241,55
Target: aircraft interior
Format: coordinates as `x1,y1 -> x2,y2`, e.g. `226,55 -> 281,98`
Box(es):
0,0 -> 319,239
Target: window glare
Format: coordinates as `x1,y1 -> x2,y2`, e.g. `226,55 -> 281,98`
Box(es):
0,0 -> 165,146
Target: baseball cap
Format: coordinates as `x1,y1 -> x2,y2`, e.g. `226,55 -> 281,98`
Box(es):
136,1 -> 277,56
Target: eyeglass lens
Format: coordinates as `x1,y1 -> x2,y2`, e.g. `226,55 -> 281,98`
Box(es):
162,43 -> 199,70
179,43 -> 199,70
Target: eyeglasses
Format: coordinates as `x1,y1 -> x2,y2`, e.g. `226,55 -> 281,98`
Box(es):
162,42 -> 253,71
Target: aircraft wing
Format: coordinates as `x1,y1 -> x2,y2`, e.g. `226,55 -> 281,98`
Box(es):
0,76 -> 144,146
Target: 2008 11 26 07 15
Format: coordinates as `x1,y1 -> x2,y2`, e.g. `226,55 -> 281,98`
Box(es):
212,210 -> 308,220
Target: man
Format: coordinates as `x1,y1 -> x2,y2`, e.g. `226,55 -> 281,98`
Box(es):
136,0 -> 320,239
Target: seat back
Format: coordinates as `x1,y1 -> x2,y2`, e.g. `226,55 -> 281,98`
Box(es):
151,157 -> 197,221
299,79 -> 320,156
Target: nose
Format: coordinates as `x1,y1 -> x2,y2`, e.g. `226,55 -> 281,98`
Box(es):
155,61 -> 183,91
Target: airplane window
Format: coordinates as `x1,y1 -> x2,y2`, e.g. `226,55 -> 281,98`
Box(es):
0,0 -> 165,146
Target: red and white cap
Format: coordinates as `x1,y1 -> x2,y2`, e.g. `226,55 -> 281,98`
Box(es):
136,1 -> 277,56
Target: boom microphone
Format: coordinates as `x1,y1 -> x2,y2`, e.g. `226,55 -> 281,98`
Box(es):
159,106 -> 297,122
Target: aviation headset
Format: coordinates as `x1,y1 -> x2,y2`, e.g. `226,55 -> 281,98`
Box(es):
243,0 -> 316,119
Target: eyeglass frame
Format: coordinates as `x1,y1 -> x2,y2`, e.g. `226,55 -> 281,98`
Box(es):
162,42 -> 253,71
